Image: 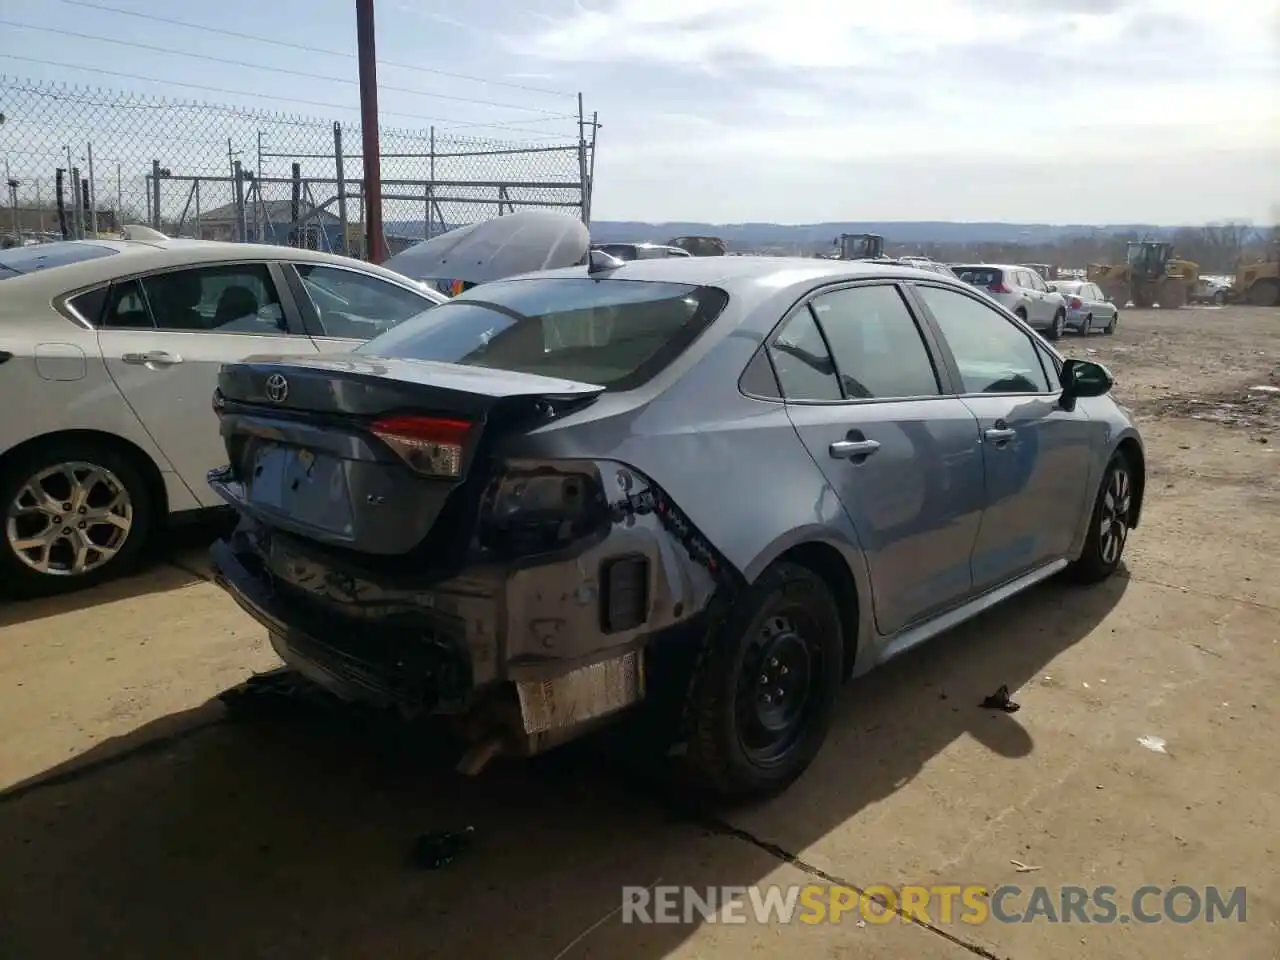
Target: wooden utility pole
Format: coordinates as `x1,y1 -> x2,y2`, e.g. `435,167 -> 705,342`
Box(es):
355,0 -> 385,263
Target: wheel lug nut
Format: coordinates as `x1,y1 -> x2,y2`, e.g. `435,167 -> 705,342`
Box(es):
62,527 -> 72,535
53,516 -> 62,524
769,658 -> 778,668
78,507 -> 87,515
78,522 -> 86,530
780,665 -> 789,676
62,502 -> 72,511
762,694 -> 772,704
775,688 -> 784,699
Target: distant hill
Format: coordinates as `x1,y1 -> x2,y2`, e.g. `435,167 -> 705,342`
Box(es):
584,221 -> 1183,249
385,218 -> 1186,250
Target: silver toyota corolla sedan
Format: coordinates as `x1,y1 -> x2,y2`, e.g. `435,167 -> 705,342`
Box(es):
207,253 -> 1145,802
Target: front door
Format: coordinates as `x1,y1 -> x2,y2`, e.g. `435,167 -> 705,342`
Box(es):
96,261 -> 317,506
910,283 -> 1094,590
770,282 -> 986,636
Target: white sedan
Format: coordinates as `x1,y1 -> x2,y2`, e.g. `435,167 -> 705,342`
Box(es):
0,238 -> 446,597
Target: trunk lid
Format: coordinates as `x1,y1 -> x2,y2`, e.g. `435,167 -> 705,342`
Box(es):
212,353 -> 604,556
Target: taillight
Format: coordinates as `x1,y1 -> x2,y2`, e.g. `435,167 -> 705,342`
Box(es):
370,415 -> 475,478
1069,296 -> 1083,310
988,282 -> 1011,294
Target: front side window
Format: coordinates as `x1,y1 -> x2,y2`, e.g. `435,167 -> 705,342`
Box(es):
807,284 -> 940,399
359,278 -> 729,391
295,264 -> 434,340
913,284 -> 1051,394
139,263 -> 286,334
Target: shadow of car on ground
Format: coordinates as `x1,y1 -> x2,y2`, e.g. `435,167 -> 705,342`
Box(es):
0,573 -> 1127,960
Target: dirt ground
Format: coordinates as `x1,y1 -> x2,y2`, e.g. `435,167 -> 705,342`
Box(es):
1,305 -> 1277,960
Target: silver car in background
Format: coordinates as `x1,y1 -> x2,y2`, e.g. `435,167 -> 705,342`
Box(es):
952,263 -> 1067,340
207,252 -> 1146,802
1048,280 -> 1119,335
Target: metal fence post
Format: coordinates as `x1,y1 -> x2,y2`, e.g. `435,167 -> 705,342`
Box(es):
291,162 -> 301,247
86,141 -> 99,236
233,160 -> 246,242
334,122 -> 348,255
150,159 -> 161,230
70,165 -> 82,239
55,168 -> 68,239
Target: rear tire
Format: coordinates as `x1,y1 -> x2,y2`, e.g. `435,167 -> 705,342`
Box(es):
1047,310 -> 1065,341
0,439 -> 154,598
1081,313 -> 1093,335
1065,452 -> 1134,585
1104,311 -> 1118,335
1213,289 -> 1228,306
683,562 -> 843,803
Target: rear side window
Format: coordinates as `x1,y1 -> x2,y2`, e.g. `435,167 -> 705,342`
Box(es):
0,241 -> 118,278
953,266 -> 1002,287
768,309 -> 843,401
359,278 -> 729,391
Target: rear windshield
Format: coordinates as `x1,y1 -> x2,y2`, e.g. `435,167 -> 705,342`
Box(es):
1050,281 -> 1084,294
357,277 -> 730,390
952,266 -> 1002,286
0,241 -> 118,279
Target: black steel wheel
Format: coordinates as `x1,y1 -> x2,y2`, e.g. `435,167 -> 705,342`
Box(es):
684,562 -> 843,802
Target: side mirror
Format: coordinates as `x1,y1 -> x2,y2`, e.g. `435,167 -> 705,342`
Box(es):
1061,358 -> 1113,403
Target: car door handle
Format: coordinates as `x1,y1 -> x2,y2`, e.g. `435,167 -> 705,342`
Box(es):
829,439 -> 881,460
122,351 -> 183,366
984,427 -> 1017,443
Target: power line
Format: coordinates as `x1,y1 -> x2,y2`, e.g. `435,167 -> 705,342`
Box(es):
0,56 -> 578,135
58,0 -> 576,98
1,21 -> 567,116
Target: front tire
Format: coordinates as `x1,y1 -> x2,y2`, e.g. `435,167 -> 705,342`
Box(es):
1065,452 -> 1134,584
683,563 -> 843,803
0,439 -> 154,598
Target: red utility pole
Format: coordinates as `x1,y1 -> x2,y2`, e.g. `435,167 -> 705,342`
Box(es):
355,0 -> 385,263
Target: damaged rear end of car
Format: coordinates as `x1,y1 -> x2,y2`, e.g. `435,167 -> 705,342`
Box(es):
207,276 -> 736,769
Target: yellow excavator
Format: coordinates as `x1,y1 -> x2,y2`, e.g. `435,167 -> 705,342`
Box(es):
1087,240 -> 1199,309
1226,240 -> 1280,307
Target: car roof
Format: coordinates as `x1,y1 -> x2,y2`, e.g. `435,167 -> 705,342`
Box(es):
4,238 -> 419,292
953,263 -> 1022,271
503,253 -> 959,290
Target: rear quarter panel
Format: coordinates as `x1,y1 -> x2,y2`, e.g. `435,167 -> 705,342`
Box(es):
0,282 -> 200,513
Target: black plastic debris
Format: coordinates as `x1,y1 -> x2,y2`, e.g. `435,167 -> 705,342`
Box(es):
409,826 -> 475,870
981,684 -> 1021,713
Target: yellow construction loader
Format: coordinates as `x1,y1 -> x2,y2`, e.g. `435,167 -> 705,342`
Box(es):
1227,241 -> 1280,307
1087,240 -> 1199,309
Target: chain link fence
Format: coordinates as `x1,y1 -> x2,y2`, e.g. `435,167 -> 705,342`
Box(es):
1,76 -> 596,258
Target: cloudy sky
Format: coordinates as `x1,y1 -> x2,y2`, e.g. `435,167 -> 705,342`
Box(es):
2,0 -> 1277,223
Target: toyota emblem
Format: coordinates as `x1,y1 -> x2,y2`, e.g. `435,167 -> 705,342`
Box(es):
265,373 -> 289,403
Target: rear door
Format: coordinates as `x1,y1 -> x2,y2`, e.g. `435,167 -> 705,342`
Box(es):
773,282 -> 986,636
96,260 -> 317,506
908,282 -> 1094,589
285,262 -> 444,353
